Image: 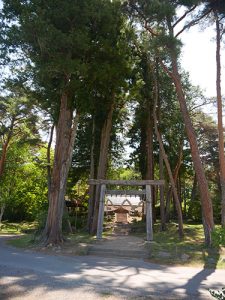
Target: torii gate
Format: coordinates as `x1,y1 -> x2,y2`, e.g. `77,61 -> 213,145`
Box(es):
88,179 -> 164,241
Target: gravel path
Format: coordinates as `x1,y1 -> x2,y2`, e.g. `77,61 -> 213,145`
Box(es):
0,235 -> 224,299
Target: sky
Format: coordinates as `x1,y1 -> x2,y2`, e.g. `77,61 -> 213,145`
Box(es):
180,23 -> 225,121
0,1 -> 224,111
181,24 -> 225,98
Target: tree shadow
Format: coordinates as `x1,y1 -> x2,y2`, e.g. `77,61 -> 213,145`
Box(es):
0,235 -> 224,300
182,246 -> 221,299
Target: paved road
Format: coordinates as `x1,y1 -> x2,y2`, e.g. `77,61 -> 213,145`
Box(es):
0,235 -> 224,300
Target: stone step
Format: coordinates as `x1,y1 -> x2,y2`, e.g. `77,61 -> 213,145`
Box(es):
88,246 -> 149,259
112,224 -> 131,235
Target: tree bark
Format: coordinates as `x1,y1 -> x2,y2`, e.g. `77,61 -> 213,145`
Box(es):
0,117 -> 14,178
153,74 -> 184,238
215,13 -> 225,227
87,116 -> 96,232
41,92 -> 79,245
0,203 -> 5,224
47,124 -> 54,202
146,110 -> 156,221
169,58 -> 214,244
159,149 -> 166,230
91,100 -> 114,234
160,20 -> 214,245
164,139 -> 183,221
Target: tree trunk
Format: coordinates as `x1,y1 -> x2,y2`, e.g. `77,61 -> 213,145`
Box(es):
159,149 -> 166,230
153,78 -> 184,238
47,124 -> 54,202
160,20 -> 214,245
0,203 -> 5,224
215,14 -> 225,227
41,93 -> 79,245
91,101 -> 114,234
87,116 -> 96,232
146,110 -> 156,221
165,186 -> 172,222
191,173 -> 197,202
157,88 -> 166,230
169,58 -> 214,244
0,143 -> 8,178
0,118 -> 15,178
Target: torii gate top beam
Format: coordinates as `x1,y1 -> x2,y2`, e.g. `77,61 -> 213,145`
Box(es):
88,179 -> 164,186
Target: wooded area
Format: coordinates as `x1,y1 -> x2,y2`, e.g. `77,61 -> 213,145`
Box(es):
0,0 -> 225,247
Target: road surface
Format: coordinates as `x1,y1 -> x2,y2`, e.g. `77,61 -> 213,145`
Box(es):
0,235 -> 224,299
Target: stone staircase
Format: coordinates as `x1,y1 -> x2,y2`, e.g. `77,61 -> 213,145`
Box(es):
111,222 -> 131,236
88,223 -> 150,259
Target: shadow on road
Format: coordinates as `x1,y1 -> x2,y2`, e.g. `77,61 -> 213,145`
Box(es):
182,247 -> 221,299
0,235 -> 223,300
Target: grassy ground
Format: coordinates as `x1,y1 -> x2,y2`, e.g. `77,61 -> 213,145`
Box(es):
1,220 -> 225,268
7,232 -> 95,254
131,221 -> 225,268
0,221 -> 37,234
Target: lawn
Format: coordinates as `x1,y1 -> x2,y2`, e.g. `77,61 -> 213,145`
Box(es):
0,221 -> 37,234
148,223 -> 225,268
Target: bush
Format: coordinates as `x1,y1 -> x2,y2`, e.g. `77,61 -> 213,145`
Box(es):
212,227 -> 225,247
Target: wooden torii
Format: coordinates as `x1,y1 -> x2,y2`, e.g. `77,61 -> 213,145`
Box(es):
88,179 -> 164,241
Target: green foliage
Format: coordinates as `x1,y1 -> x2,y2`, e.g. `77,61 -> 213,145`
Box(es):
1,143 -> 48,222
187,200 -> 202,222
212,227 -> 225,247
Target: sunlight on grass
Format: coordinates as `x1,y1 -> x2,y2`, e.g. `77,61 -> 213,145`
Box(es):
147,223 -> 225,269
0,221 -> 37,234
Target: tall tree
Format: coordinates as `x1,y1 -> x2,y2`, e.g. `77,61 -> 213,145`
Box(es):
215,12 -> 225,226
126,0 -> 214,245
3,0 -> 128,244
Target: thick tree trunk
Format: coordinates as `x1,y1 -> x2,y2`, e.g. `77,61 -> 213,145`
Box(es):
91,101 -> 114,234
215,14 -> 225,227
47,124 -> 54,202
41,93 -> 79,245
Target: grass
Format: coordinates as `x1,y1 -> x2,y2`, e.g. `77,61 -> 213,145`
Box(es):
143,222 -> 225,269
2,220 -> 225,269
0,221 -> 37,234
7,234 -> 34,248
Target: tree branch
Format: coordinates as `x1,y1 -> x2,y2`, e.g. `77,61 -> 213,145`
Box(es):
172,5 -> 197,28
175,8 -> 213,37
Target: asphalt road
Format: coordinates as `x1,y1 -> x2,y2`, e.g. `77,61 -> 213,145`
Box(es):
0,235 -> 224,300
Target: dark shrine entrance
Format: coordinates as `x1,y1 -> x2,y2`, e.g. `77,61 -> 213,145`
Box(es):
88,179 -> 164,241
